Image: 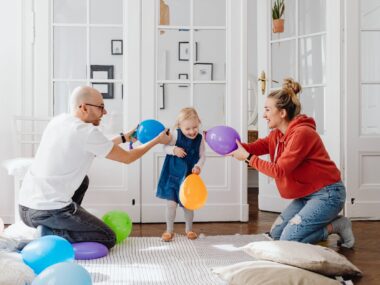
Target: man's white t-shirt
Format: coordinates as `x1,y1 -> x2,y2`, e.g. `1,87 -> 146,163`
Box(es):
19,114 -> 114,210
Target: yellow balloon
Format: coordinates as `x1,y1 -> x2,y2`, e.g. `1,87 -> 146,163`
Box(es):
179,174 -> 208,210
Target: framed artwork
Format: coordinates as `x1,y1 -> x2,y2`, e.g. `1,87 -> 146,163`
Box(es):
194,63 -> 213,81
178,41 -> 198,61
90,65 -> 114,99
111,39 -> 123,55
178,73 -> 189,80
90,65 -> 114,79
92,83 -> 114,99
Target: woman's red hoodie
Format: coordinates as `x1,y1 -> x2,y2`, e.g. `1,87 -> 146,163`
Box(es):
243,115 -> 341,199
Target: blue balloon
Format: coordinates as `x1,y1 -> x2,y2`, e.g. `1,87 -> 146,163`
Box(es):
136,119 -> 165,144
32,262 -> 92,285
21,236 -> 74,274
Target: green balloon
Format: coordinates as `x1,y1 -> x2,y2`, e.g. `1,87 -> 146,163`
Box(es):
102,211 -> 133,244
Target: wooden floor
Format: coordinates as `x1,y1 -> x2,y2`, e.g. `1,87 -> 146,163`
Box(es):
131,188 -> 380,285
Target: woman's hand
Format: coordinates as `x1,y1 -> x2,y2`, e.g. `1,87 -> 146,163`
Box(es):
174,146 -> 187,158
192,166 -> 201,175
228,140 -> 250,161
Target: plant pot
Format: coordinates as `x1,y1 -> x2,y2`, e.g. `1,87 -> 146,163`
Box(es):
272,19 -> 284,33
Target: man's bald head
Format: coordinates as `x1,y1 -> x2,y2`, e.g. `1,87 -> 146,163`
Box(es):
70,86 -> 102,114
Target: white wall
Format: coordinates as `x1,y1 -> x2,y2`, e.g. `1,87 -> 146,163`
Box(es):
0,0 -> 22,223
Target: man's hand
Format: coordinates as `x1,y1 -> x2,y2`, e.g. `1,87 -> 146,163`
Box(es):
174,146 -> 187,158
192,166 -> 201,175
155,128 -> 172,145
227,140 -> 250,161
125,125 -> 138,143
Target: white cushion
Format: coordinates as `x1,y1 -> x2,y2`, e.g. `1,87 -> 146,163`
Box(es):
213,260 -> 341,285
0,252 -> 35,285
241,240 -> 362,277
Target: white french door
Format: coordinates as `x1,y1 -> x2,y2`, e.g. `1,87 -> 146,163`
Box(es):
344,1 -> 380,219
31,0 -> 141,221
256,0 -> 342,212
136,0 -> 248,222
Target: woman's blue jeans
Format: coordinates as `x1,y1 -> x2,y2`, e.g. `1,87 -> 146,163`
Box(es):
19,176 -> 116,249
270,181 -> 346,244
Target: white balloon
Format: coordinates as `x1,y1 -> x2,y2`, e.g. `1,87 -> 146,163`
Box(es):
0,217 -> 4,234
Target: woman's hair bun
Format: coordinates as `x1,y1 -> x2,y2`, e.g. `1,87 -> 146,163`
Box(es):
282,78 -> 302,95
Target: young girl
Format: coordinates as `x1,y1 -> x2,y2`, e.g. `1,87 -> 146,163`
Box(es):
156,107 -> 206,242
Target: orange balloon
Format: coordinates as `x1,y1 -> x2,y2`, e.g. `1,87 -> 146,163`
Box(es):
179,174 -> 208,210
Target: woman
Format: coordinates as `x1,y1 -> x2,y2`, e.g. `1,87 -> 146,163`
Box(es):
230,78 -> 355,248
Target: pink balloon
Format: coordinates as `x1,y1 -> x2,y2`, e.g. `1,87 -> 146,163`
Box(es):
205,126 -> 241,155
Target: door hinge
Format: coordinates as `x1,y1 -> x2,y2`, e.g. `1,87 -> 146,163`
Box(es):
351,198 -> 355,205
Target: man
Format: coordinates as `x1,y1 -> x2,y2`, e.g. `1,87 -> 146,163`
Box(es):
14,86 -> 171,250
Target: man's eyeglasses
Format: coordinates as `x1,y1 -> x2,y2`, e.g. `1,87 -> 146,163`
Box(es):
81,103 -> 105,112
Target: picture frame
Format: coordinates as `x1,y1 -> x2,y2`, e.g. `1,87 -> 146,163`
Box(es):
178,41 -> 198,61
111,39 -> 123,55
194,62 -> 213,81
90,65 -> 114,80
90,65 -> 114,99
178,73 -> 189,80
91,83 -> 114,99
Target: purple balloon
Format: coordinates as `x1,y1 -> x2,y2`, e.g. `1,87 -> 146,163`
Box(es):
205,126 -> 241,155
72,242 -> 108,260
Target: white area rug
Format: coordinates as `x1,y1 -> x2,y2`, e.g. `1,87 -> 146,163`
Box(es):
78,234 -> 269,285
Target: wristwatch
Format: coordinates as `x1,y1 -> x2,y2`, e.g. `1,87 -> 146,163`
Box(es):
120,132 -> 126,143
245,153 -> 253,164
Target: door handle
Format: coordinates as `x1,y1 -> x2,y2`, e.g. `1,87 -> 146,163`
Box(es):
258,71 -> 266,95
258,71 -> 279,95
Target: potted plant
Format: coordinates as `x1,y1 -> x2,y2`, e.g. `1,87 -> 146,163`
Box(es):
272,0 -> 285,33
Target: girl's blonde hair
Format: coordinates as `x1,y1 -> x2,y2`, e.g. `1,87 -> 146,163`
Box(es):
268,77 -> 302,120
174,107 -> 201,128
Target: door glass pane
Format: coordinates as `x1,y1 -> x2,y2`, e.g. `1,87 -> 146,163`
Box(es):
157,84 -> 191,127
361,84 -> 380,135
90,0 -> 123,25
194,84 -> 225,130
299,35 -> 326,85
361,0 -> 380,29
361,31 -> 380,82
99,83 -> 124,135
194,0 -> 226,26
54,27 -> 86,79
194,30 -> 226,81
157,30 -> 190,81
53,81 -> 84,115
299,0 -> 326,35
271,40 -> 296,88
300,87 -> 324,134
271,0 -> 296,40
53,0 -> 86,24
158,0 -> 190,27
90,27 -> 123,80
